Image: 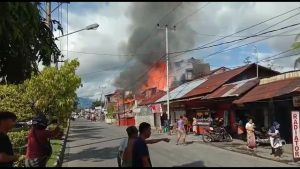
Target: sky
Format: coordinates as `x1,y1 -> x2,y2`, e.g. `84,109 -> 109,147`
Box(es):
39,2 -> 300,100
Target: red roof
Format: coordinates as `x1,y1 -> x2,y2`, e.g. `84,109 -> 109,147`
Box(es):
139,91 -> 166,106
205,78 -> 259,99
183,64 -> 251,98
234,77 -> 300,104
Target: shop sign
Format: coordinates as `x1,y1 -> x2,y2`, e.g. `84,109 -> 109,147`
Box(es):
291,111 -> 300,161
293,96 -> 300,107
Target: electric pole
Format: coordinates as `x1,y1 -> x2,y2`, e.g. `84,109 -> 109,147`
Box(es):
157,24 -> 176,123
46,2 -> 67,69
253,45 -> 259,79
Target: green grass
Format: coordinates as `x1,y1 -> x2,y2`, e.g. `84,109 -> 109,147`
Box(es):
46,139 -> 62,167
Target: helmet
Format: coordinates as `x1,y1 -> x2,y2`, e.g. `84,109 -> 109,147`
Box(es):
32,113 -> 49,127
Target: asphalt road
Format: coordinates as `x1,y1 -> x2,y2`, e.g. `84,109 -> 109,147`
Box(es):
63,119 -> 293,167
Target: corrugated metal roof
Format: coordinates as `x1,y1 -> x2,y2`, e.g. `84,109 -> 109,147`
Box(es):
183,64 -> 252,98
155,78 -> 207,103
234,77 -> 300,104
205,78 -> 258,99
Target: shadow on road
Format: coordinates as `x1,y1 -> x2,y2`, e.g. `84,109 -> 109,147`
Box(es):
65,146 -> 119,163
67,137 -> 126,149
173,160 -> 205,167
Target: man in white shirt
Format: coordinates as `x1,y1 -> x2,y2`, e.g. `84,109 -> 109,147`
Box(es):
118,137 -> 128,167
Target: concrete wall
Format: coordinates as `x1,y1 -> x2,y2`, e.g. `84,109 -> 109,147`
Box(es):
135,114 -> 155,129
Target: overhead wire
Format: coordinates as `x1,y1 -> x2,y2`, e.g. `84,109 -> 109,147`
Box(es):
169,6 -> 300,57
173,2 -> 211,26
168,22 -> 300,55
202,10 -> 300,60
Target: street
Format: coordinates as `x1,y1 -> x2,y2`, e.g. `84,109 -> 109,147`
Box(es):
63,119 -> 294,167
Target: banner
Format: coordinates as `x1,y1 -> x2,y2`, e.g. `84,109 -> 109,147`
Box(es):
291,111 -> 300,161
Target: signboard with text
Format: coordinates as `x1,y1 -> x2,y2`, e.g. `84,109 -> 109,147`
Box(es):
291,111 -> 300,161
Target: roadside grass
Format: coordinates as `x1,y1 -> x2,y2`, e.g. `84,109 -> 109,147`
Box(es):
46,139 -> 62,167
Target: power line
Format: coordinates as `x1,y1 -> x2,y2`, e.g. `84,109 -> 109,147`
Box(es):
195,33 -> 299,38
169,22 -> 300,55
202,25 -> 300,60
202,10 -> 300,60
169,6 -> 300,56
173,2 -> 211,26
77,3 -> 184,80
157,2 -> 183,25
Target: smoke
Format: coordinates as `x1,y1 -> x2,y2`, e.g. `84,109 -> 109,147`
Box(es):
114,2 -> 202,91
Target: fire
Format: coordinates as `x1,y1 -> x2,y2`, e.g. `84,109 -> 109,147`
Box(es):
141,61 -> 174,91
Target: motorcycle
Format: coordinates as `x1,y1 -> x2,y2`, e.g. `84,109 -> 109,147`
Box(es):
254,127 -> 270,145
203,126 -> 233,142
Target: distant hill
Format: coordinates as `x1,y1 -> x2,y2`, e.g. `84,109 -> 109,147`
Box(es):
78,97 -> 93,109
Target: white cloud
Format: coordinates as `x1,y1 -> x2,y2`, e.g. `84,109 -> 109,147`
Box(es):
51,2 -> 300,99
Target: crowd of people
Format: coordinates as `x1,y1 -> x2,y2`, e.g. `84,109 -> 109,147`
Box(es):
0,111 -> 63,167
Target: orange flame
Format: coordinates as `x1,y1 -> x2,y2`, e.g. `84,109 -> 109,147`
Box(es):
141,61 -> 174,92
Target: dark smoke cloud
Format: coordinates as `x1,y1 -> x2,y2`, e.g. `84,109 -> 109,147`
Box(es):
114,2 -> 201,91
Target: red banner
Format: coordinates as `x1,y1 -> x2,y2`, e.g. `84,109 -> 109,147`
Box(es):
291,111 -> 300,161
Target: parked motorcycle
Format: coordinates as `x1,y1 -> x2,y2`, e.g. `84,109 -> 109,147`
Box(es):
203,126 -> 233,142
254,127 -> 269,145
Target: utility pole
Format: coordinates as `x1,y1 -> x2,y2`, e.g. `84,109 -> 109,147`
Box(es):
157,24 -> 176,122
254,46 -> 259,79
46,2 -> 58,69
123,90 -> 126,126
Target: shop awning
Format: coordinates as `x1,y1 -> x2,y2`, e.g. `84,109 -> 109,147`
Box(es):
234,77 -> 300,104
205,78 -> 259,99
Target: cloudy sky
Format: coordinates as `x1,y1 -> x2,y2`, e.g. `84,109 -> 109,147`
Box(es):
41,2 -> 300,100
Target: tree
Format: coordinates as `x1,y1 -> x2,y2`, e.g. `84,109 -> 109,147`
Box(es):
0,85 -> 32,121
0,2 -> 62,84
292,34 -> 300,69
243,56 -> 251,65
107,103 -> 115,119
91,100 -> 104,109
23,59 -> 81,125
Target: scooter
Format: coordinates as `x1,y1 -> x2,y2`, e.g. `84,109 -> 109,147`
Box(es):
254,127 -> 269,145
203,126 -> 233,143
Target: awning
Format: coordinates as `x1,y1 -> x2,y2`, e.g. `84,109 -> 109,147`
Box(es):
234,77 -> 300,104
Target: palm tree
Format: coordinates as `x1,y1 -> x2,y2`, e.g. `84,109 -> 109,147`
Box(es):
292,34 -> 300,69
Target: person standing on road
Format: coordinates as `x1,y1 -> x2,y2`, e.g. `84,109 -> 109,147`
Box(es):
183,115 -> 188,134
132,122 -> 170,167
176,116 -> 186,145
245,118 -> 256,150
268,121 -> 283,159
0,111 -> 19,167
25,114 -> 63,167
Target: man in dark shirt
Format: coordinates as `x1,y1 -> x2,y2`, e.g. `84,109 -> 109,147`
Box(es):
132,122 -> 170,167
0,111 -> 18,167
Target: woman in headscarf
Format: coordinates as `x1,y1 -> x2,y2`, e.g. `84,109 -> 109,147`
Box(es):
268,121 -> 283,159
245,118 -> 256,150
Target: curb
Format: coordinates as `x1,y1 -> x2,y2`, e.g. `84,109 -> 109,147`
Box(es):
54,119 -> 71,167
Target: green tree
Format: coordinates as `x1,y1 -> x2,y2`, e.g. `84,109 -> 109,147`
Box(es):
0,84 -> 32,121
0,2 -> 62,84
107,103 -> 115,119
23,59 -> 81,125
91,100 -> 104,109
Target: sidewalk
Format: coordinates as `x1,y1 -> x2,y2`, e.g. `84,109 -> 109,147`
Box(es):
154,131 -> 300,166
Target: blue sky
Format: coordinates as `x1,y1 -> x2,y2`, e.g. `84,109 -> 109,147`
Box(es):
38,2 -> 300,99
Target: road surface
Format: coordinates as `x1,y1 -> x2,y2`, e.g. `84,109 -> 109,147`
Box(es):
63,119 -> 293,167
